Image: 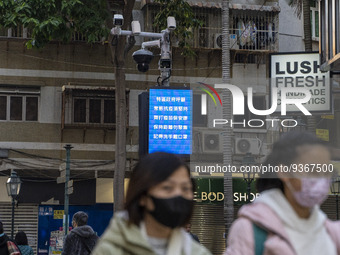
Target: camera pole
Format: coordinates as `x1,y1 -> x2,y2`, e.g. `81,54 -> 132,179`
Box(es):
111,17 -> 175,87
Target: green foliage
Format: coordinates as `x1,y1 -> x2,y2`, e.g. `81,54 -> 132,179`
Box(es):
0,0 -> 110,49
153,0 -> 203,57
289,0 -> 316,18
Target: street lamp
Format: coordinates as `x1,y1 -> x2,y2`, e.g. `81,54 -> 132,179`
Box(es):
6,170 -> 22,239
330,175 -> 340,220
242,153 -> 256,203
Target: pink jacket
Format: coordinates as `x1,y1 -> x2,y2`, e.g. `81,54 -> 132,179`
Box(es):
224,203 -> 340,255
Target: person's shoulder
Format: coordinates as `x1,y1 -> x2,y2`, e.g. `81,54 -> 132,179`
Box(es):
190,233 -> 200,243
227,217 -> 255,246
92,241 -> 125,255
93,212 -> 149,254
191,240 -> 212,255
325,219 -> 340,242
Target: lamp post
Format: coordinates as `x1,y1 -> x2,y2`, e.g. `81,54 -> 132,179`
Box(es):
330,175 -> 340,220
242,153 -> 256,203
63,144 -> 73,236
6,170 -> 22,239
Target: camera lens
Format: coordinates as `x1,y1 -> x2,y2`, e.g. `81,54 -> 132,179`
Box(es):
137,63 -> 149,72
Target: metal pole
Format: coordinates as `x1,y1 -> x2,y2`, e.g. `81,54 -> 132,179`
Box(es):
246,173 -> 251,204
11,197 -> 14,240
64,144 -> 73,236
160,30 -> 171,87
336,195 -> 339,220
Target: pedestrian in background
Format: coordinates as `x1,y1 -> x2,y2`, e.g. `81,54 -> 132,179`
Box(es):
15,231 -> 34,255
224,131 -> 340,255
185,223 -> 200,243
62,211 -> 98,255
0,220 -> 21,255
93,152 -> 211,255
0,220 -> 10,255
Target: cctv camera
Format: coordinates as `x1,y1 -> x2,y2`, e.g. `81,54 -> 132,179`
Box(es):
131,21 -> 141,35
167,16 -> 176,30
113,14 -> 124,27
132,49 -> 154,72
160,59 -> 171,70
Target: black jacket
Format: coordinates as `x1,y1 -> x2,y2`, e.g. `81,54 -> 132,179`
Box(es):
61,225 -> 98,255
0,234 -> 10,255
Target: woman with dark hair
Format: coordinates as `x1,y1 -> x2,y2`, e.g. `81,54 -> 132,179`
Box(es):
93,152 -> 211,255
15,231 -> 34,255
224,131 -> 340,255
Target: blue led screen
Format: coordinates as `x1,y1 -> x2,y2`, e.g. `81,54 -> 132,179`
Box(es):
149,89 -> 192,154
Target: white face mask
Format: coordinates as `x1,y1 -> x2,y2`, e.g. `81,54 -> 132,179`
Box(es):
286,178 -> 330,208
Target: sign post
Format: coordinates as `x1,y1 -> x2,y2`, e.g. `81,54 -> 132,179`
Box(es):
63,144 -> 73,236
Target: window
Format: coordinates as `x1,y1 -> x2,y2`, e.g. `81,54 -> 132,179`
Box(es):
145,5 -> 221,49
64,88 -> 118,126
0,95 -> 39,121
230,10 -> 278,51
310,1 -> 319,39
233,96 -> 266,129
193,94 -> 207,127
73,97 -> 115,124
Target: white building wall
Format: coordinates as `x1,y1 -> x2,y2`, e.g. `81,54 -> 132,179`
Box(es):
278,0 -> 305,52
40,86 -> 62,124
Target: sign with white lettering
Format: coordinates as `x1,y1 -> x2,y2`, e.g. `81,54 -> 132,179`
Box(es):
149,89 -> 192,154
270,53 -> 331,113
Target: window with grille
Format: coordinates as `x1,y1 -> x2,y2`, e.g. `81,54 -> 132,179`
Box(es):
72,90 -> 115,125
62,88 -> 125,128
230,10 -> 278,51
145,6 -> 221,49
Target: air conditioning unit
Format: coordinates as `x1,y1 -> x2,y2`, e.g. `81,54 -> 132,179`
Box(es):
214,33 -> 222,48
214,34 -> 239,49
201,131 -> 222,153
230,34 -> 239,49
235,138 -> 260,155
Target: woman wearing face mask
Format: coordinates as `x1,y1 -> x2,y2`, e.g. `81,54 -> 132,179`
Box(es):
224,131 -> 340,255
92,152 -> 212,255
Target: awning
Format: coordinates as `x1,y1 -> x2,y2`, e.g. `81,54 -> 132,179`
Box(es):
229,3 -> 280,12
141,0 -> 281,12
141,0 -> 222,8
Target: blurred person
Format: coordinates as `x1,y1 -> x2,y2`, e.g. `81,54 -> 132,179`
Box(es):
0,220 -> 21,255
15,231 -> 34,255
0,220 -> 10,255
224,131 -> 340,255
185,223 -> 200,243
92,152 -> 211,255
62,211 -> 98,255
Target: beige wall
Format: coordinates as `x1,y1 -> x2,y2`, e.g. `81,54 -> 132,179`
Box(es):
0,177 -> 11,202
96,178 -> 130,203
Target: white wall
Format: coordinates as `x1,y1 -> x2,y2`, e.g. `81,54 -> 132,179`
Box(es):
129,89 -> 146,127
231,64 -> 267,95
278,0 -> 305,52
40,86 -> 62,123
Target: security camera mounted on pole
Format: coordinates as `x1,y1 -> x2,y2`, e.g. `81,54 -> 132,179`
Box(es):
111,16 -> 176,87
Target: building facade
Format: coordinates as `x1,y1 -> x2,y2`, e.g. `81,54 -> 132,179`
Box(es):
0,0 -> 339,254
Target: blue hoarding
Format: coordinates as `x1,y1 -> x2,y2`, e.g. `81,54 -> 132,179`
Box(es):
149,89 -> 192,154
37,204 -> 113,255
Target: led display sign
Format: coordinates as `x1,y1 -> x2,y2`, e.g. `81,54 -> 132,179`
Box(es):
149,89 -> 192,154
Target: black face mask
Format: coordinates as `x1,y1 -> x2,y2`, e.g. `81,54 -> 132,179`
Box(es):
148,195 -> 193,229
